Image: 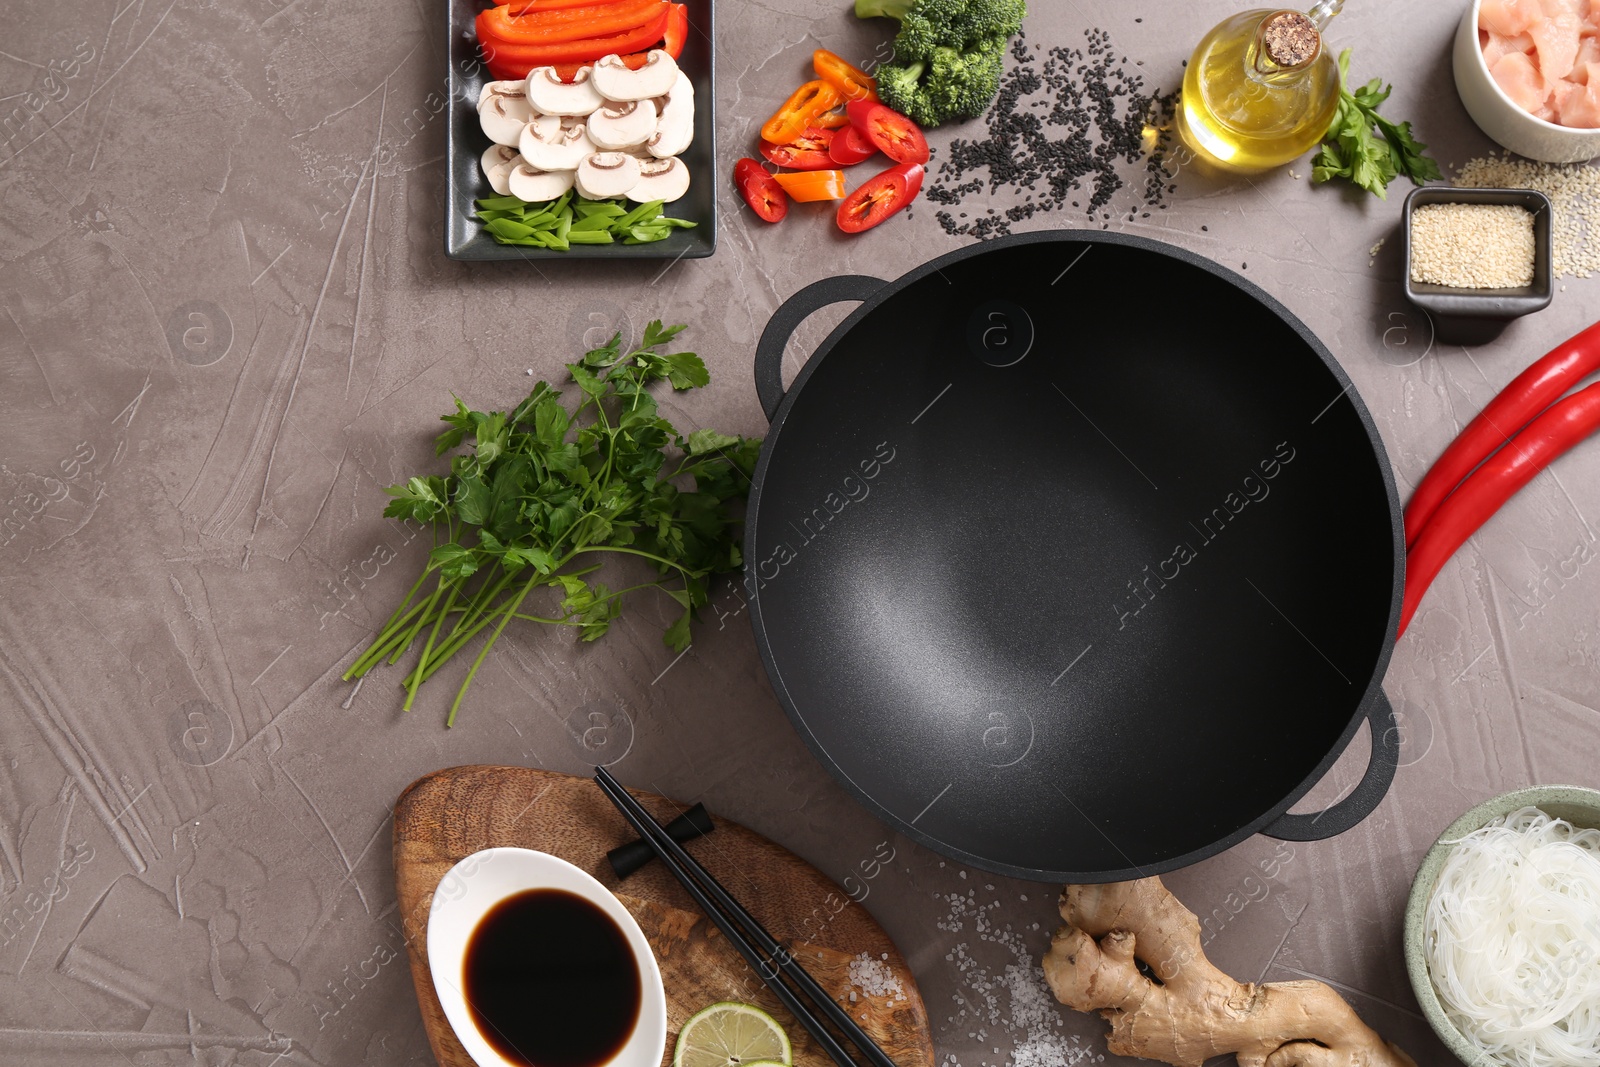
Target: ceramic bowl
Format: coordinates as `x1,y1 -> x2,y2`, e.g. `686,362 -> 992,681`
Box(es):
427,847 -> 667,1067
1454,0 -> 1600,162
1403,186 -> 1553,344
1403,785 -> 1600,1066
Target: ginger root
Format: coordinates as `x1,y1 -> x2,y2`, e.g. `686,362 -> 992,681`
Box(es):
1042,878 -> 1415,1067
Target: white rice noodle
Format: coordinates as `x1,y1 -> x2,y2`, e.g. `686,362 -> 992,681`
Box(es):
1425,806 -> 1600,1067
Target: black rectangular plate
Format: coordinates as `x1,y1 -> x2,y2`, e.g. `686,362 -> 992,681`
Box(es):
445,0 -> 716,261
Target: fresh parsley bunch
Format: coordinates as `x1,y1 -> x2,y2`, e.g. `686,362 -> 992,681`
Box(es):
1313,49 -> 1442,199
344,323 -> 761,724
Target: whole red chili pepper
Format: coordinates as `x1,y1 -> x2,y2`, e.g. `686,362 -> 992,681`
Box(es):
1400,381 -> 1600,636
1404,319 -> 1600,548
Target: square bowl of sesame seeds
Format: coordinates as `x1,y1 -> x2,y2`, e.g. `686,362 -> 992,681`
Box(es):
1403,186 -> 1554,340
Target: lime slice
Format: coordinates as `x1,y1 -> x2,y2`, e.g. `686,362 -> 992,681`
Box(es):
673,1002 -> 792,1067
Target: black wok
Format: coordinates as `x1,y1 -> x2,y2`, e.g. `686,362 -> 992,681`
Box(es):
744,230 -> 1403,883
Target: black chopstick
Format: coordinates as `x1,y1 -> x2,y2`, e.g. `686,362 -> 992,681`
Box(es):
592,768 -> 898,1067
591,772 -> 861,1067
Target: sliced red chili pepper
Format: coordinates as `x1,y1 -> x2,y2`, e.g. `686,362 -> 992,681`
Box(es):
813,49 -> 878,103
1404,319 -> 1600,547
761,80 -> 843,146
829,123 -> 876,165
481,0 -> 665,46
734,158 -> 788,223
836,162 -> 923,233
773,169 -> 846,202
1400,381 -> 1600,636
662,3 -> 689,58
759,127 -> 837,170
846,99 -> 930,165
477,6 -> 670,70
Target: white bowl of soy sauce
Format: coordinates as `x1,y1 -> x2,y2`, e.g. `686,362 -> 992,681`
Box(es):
427,847 -> 667,1067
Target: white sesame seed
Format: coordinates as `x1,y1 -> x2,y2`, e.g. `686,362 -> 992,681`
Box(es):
1453,154 -> 1600,278
1410,203 -> 1535,289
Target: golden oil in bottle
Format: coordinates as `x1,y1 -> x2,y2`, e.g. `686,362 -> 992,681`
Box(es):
1176,4 -> 1343,174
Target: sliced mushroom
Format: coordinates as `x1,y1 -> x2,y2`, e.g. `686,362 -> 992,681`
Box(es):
520,116 -> 596,172
647,77 -> 695,157
575,151 -> 642,199
478,79 -> 527,108
481,144 -> 523,196
508,163 -> 576,203
524,65 -> 605,116
592,50 -> 679,101
587,98 -> 658,150
479,89 -> 532,147
626,156 -> 691,204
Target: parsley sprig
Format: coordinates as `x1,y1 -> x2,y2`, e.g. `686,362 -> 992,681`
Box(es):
1313,49 -> 1442,199
344,322 -> 761,724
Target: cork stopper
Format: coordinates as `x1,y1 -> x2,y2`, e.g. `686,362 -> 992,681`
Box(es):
1261,11 -> 1319,67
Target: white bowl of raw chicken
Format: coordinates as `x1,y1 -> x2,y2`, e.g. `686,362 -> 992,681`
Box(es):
1455,0 -> 1600,162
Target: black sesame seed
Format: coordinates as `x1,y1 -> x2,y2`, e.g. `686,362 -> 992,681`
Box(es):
921,30 -> 1178,241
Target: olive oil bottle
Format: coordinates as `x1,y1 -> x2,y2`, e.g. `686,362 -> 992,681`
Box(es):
1176,1 -> 1344,173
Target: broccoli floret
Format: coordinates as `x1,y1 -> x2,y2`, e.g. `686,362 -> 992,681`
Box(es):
875,36 -> 1008,127
856,0 -> 1025,62
855,0 -> 1023,125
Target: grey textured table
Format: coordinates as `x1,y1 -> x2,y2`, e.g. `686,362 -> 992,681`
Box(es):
2,0 -> 1597,1064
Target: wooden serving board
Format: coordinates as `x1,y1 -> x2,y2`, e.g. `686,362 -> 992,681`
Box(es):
393,766 -> 935,1067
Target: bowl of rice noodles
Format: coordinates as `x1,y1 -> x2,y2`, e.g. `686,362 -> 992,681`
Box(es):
1405,785 -> 1600,1067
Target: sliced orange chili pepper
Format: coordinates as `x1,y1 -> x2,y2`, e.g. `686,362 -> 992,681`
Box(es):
813,107 -> 851,129
813,49 -> 878,103
773,169 -> 846,201
761,80 -> 843,146
481,0 -> 665,47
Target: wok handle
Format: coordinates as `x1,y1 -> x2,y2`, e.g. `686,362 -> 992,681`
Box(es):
755,274 -> 886,422
1260,691 -> 1400,841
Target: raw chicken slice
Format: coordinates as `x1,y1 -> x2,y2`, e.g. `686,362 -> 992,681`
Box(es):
1483,30 -> 1536,65
1491,51 -> 1551,113
1575,35 -> 1600,80
1481,0 -> 1545,37
1530,0 -> 1583,81
1557,65 -> 1600,124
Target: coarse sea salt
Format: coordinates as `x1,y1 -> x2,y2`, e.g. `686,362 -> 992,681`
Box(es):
933,888 -> 1096,1067
849,953 -> 907,1003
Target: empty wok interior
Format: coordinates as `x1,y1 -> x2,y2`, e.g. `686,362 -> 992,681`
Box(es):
751,239 -> 1396,877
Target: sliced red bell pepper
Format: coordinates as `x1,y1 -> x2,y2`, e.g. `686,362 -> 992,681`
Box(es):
846,99 -> 929,165
503,0 -> 636,9
662,4 -> 689,59
734,158 -> 788,223
837,162 -> 922,233
759,128 -> 837,170
773,169 -> 846,202
813,49 -> 877,103
761,81 -> 843,146
828,123 -> 876,165
481,0 -> 665,47
550,52 -> 647,82
478,7 -> 670,66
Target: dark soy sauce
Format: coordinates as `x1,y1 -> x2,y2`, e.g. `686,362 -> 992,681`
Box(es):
463,888 -> 641,1067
